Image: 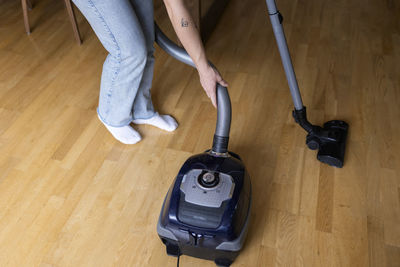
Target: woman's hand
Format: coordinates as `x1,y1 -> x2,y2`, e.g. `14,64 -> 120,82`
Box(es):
198,64 -> 228,108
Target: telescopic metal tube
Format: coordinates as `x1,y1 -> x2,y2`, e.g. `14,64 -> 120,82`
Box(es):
265,0 -> 304,110
154,23 -> 231,153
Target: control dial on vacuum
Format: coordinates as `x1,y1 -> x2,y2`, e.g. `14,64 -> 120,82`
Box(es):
180,169 -> 235,208
199,172 -> 219,188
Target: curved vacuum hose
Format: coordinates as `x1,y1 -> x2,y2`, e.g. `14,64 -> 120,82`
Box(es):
154,23 -> 231,154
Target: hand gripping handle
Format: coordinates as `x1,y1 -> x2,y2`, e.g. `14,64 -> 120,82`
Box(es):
154,23 -> 231,153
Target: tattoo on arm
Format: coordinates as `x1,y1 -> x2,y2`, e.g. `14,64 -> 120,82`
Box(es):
181,18 -> 189,27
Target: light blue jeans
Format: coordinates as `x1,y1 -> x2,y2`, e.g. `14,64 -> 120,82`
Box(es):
72,0 -> 156,126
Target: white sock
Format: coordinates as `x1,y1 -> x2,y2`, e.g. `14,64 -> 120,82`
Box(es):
133,113 -> 178,132
98,115 -> 141,144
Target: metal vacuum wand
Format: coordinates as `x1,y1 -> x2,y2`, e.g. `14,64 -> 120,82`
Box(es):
265,0 -> 349,168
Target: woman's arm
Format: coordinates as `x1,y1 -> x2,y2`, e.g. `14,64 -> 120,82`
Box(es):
163,0 -> 228,107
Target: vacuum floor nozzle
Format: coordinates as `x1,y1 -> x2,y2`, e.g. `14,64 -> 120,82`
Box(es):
307,120 -> 349,168
294,108 -> 349,168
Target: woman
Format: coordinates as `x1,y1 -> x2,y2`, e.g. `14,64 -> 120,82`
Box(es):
72,0 -> 228,144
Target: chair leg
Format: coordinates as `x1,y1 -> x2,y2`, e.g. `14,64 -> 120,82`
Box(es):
21,0 -> 30,34
64,0 -> 82,45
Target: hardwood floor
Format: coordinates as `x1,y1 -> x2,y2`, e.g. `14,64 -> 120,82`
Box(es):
0,0 -> 399,266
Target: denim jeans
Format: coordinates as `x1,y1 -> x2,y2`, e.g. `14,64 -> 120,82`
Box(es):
72,0 -> 156,126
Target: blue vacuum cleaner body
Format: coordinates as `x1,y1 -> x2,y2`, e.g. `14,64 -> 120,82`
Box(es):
157,150 -> 251,266
154,24 -> 251,266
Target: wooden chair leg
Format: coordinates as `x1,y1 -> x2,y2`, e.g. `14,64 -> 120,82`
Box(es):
64,0 -> 82,45
21,0 -> 30,34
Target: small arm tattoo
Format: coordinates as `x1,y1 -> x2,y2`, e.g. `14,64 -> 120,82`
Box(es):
181,18 -> 189,27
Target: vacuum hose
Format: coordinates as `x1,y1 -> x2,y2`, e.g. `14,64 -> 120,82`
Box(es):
154,23 -> 231,154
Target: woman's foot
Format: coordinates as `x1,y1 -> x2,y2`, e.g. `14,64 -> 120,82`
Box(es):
133,113 -> 178,132
98,115 -> 142,144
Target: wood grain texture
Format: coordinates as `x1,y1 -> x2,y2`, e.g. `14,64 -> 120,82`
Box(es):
1,0 -> 400,266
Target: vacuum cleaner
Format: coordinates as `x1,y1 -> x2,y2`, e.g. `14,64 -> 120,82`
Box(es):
265,0 -> 349,168
154,24 -> 252,267
155,0 -> 349,265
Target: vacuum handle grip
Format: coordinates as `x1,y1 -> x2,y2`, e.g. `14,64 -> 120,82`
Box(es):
212,84 -> 231,153
154,22 -> 231,153
215,84 -> 231,138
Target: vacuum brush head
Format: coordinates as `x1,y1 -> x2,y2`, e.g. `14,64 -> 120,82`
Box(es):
293,107 -> 349,168
308,120 -> 348,168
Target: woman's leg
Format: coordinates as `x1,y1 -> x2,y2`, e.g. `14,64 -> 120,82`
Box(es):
128,0 -> 156,120
129,0 -> 178,132
72,0 -> 147,127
